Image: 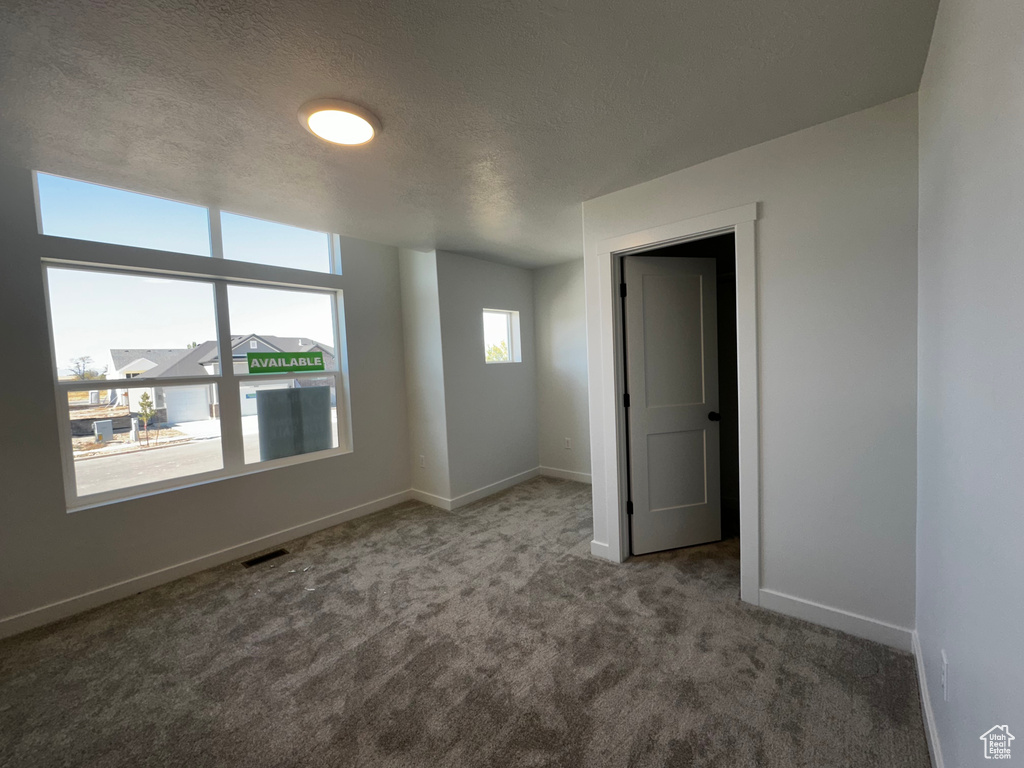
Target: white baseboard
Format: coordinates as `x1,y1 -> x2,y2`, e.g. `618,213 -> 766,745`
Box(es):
758,588 -> 913,651
2,469 -> 558,640
539,466 -> 592,484
410,468 -> 540,511
590,540 -> 615,560
448,467 -> 540,509
912,630 -> 944,768
0,489 -> 413,640
408,488 -> 454,511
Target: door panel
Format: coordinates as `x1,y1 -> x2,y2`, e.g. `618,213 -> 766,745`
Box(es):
642,274 -> 705,407
647,430 -> 707,510
625,255 -> 720,556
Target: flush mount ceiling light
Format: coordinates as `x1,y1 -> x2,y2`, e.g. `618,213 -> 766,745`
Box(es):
298,99 -> 381,146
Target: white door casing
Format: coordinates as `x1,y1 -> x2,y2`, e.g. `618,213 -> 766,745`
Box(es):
584,202 -> 760,604
624,256 -> 721,555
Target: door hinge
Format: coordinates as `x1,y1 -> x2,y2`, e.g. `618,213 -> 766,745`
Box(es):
623,393 -> 630,408
626,500 -> 634,516
620,282 -> 627,298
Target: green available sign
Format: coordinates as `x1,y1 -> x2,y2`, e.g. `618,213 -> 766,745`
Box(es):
247,352 -> 326,374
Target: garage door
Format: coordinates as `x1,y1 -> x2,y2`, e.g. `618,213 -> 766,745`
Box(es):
163,386 -> 210,423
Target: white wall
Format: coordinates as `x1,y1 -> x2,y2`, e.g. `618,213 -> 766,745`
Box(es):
399,249 -> 452,499
0,165 -> 411,634
534,259 -> 591,480
917,0 -> 1024,762
436,251 -> 538,499
582,96 -> 920,634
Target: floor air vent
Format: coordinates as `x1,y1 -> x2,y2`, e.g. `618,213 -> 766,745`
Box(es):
241,548 -> 289,568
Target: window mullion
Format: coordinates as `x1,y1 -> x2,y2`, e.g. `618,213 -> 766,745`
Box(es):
209,208 -> 225,259
214,280 -> 244,472
330,233 -> 342,275
330,293 -> 345,451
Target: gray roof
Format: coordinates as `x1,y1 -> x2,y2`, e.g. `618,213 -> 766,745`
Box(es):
138,341 -> 218,379
109,348 -> 187,372
135,335 -> 335,379
199,335 -> 335,364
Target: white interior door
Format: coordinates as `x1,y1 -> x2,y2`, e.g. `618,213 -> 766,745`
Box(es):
624,255 -> 721,555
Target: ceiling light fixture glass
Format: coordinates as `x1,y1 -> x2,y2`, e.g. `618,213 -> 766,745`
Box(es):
298,99 -> 381,146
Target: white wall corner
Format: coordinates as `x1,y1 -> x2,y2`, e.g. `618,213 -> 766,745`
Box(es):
412,466 -> 543,512
447,467 -> 540,509
539,466 -> 592,484
912,631 -> 945,768
408,488 -> 454,511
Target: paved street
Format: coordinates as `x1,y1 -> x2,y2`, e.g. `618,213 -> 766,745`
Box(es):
75,436 -> 249,496
74,415 -> 337,497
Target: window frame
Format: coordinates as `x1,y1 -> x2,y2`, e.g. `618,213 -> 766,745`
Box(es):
482,308 -> 522,364
35,172 -> 352,512
35,171 -> 214,257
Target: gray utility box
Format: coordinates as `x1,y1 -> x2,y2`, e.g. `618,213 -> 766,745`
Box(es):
255,386 -> 332,462
93,419 -> 114,443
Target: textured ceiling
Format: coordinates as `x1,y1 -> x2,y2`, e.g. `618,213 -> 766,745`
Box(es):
0,0 -> 938,267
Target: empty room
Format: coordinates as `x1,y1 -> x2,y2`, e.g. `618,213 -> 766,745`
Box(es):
0,0 -> 1020,766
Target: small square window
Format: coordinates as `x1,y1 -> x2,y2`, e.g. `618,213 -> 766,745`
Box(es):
483,309 -> 521,363
250,340 -> 258,349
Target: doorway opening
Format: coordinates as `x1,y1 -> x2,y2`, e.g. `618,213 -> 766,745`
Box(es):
620,232 -> 740,557
586,201 -> 758,602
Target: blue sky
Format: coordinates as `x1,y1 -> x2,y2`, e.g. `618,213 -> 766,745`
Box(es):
37,173 -> 212,256
39,174 -> 336,376
221,211 -> 330,273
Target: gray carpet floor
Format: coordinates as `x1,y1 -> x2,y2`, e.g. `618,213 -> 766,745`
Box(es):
0,477 -> 930,767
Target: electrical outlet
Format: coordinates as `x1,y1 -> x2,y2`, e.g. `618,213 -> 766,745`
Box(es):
941,649 -> 949,702
419,455 -> 425,468
564,437 -> 572,450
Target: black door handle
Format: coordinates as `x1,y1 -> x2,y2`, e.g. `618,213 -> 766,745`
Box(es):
708,411 -> 721,422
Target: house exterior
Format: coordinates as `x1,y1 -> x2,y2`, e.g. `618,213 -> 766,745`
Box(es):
108,348 -> 189,387
110,335 -> 335,424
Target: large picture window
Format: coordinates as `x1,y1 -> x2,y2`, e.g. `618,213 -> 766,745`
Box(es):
38,172 -> 352,510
